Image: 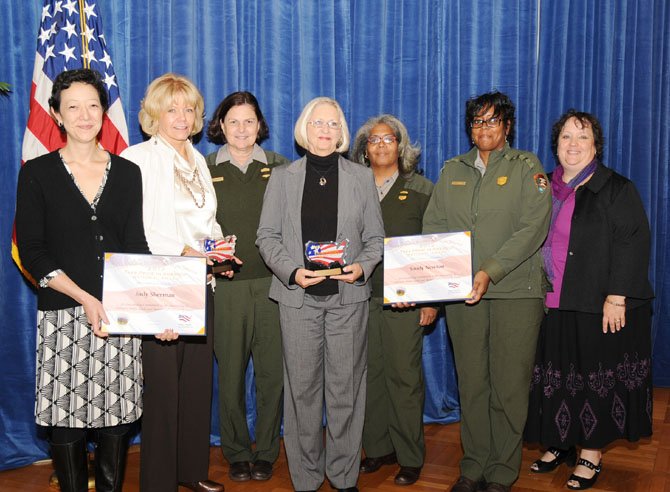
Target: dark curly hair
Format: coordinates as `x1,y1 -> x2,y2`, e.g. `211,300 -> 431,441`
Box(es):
465,91 -> 516,146
206,91 -> 269,145
551,109 -> 604,161
48,69 -> 109,114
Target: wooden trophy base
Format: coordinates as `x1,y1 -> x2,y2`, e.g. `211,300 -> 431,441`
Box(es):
211,262 -> 233,274
312,267 -> 343,277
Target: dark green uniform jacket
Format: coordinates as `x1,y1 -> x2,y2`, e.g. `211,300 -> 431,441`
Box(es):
370,173 -> 434,298
423,144 -> 551,299
206,150 -> 289,280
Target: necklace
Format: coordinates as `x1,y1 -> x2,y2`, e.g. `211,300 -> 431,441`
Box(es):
312,165 -> 337,186
174,164 -> 206,208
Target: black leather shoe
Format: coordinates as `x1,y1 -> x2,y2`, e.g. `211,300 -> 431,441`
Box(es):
530,446 -> 576,473
359,452 -> 397,473
450,475 -> 480,492
486,483 -> 511,492
251,460 -> 273,481
394,466 -> 421,485
178,480 -> 225,492
228,461 -> 251,481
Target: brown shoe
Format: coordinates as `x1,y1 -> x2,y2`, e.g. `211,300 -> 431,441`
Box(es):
450,475 -> 480,492
178,480 -> 225,492
359,452 -> 397,473
228,461 -> 251,481
394,466 -> 421,485
486,483 -> 510,492
251,460 -> 273,481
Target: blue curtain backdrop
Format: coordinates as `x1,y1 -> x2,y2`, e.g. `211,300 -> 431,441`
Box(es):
0,0 -> 668,471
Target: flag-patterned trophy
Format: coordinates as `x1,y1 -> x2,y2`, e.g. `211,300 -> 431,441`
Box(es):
202,235 -> 237,274
304,239 -> 349,276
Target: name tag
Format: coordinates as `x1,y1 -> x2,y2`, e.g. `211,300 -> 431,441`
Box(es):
451,180 -> 466,186
212,176 -> 224,183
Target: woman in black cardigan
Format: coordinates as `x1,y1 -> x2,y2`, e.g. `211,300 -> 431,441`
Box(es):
524,110 -> 654,490
15,69 -> 149,492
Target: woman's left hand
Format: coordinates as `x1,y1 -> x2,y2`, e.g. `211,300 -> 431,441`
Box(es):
602,294 -> 626,333
466,270 -> 491,305
419,306 -> 439,326
155,328 -> 179,342
219,255 -> 243,279
331,263 -> 363,283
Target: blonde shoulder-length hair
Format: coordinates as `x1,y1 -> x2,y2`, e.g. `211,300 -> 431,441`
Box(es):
293,97 -> 350,153
138,73 -> 205,137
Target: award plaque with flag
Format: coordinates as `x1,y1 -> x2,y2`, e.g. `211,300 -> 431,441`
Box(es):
101,253 -> 207,336
305,239 -> 349,276
383,232 -> 473,304
200,235 -> 237,274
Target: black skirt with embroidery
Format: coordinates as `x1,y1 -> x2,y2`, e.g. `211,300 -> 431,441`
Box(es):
524,303 -> 653,449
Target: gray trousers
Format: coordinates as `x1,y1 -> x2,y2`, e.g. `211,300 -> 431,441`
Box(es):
279,294 -> 368,491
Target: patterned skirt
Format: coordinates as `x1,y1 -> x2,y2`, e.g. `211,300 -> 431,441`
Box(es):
35,306 -> 143,428
524,303 -> 653,449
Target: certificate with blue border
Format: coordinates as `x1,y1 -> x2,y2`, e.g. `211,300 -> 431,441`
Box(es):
383,232 -> 473,304
101,253 -> 207,335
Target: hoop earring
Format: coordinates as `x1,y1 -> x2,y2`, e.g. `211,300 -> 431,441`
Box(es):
58,121 -> 64,129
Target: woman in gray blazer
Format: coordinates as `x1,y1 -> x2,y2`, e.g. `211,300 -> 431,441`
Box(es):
257,97 -> 384,492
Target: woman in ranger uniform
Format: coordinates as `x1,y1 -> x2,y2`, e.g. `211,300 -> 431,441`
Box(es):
205,91 -> 289,482
423,91 -> 551,492
351,115 -> 437,486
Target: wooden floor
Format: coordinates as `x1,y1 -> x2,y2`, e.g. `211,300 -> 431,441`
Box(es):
2,387 -> 669,491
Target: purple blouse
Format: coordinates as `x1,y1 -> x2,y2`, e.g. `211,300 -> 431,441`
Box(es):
545,192 -> 576,308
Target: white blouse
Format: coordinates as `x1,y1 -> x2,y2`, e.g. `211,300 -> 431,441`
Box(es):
121,136 -> 223,256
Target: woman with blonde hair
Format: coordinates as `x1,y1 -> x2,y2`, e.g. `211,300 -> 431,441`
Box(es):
257,97 -> 384,492
121,73 -> 227,492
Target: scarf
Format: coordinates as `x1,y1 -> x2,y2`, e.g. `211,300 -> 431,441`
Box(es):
542,159 -> 598,281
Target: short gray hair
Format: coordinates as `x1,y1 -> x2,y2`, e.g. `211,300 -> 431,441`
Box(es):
351,114 -> 421,177
294,97 -> 350,153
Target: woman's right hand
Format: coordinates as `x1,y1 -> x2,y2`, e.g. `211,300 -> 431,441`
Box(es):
80,292 -> 110,338
295,268 -> 326,288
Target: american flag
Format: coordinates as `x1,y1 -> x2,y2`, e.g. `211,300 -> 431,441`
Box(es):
203,236 -> 237,263
12,0 -> 129,277
305,240 -> 348,267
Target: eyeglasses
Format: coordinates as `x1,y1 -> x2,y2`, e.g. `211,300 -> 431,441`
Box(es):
309,119 -> 341,130
367,134 -> 397,145
471,116 -> 503,128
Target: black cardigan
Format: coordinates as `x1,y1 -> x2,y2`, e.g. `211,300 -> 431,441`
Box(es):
557,164 -> 654,313
16,151 -> 150,310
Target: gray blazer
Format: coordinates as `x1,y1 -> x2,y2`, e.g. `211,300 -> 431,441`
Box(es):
257,155 -> 384,308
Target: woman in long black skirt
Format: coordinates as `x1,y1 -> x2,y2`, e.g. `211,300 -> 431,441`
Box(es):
524,110 -> 654,490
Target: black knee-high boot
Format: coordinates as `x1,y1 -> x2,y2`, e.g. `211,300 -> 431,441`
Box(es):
94,427 -> 130,492
50,438 -> 88,492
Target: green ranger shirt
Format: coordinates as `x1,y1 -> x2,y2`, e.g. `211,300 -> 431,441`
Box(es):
422,144 -> 551,299
206,148 -> 289,281
371,173 -> 433,298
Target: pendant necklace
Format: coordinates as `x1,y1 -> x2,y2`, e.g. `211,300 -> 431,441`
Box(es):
313,165 -> 336,186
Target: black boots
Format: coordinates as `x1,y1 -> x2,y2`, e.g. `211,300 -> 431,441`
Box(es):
49,438 -> 88,492
94,428 -> 131,492
50,428 -> 130,492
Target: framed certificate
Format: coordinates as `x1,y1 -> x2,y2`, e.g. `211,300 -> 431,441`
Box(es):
383,231 -> 473,304
101,253 -> 207,335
